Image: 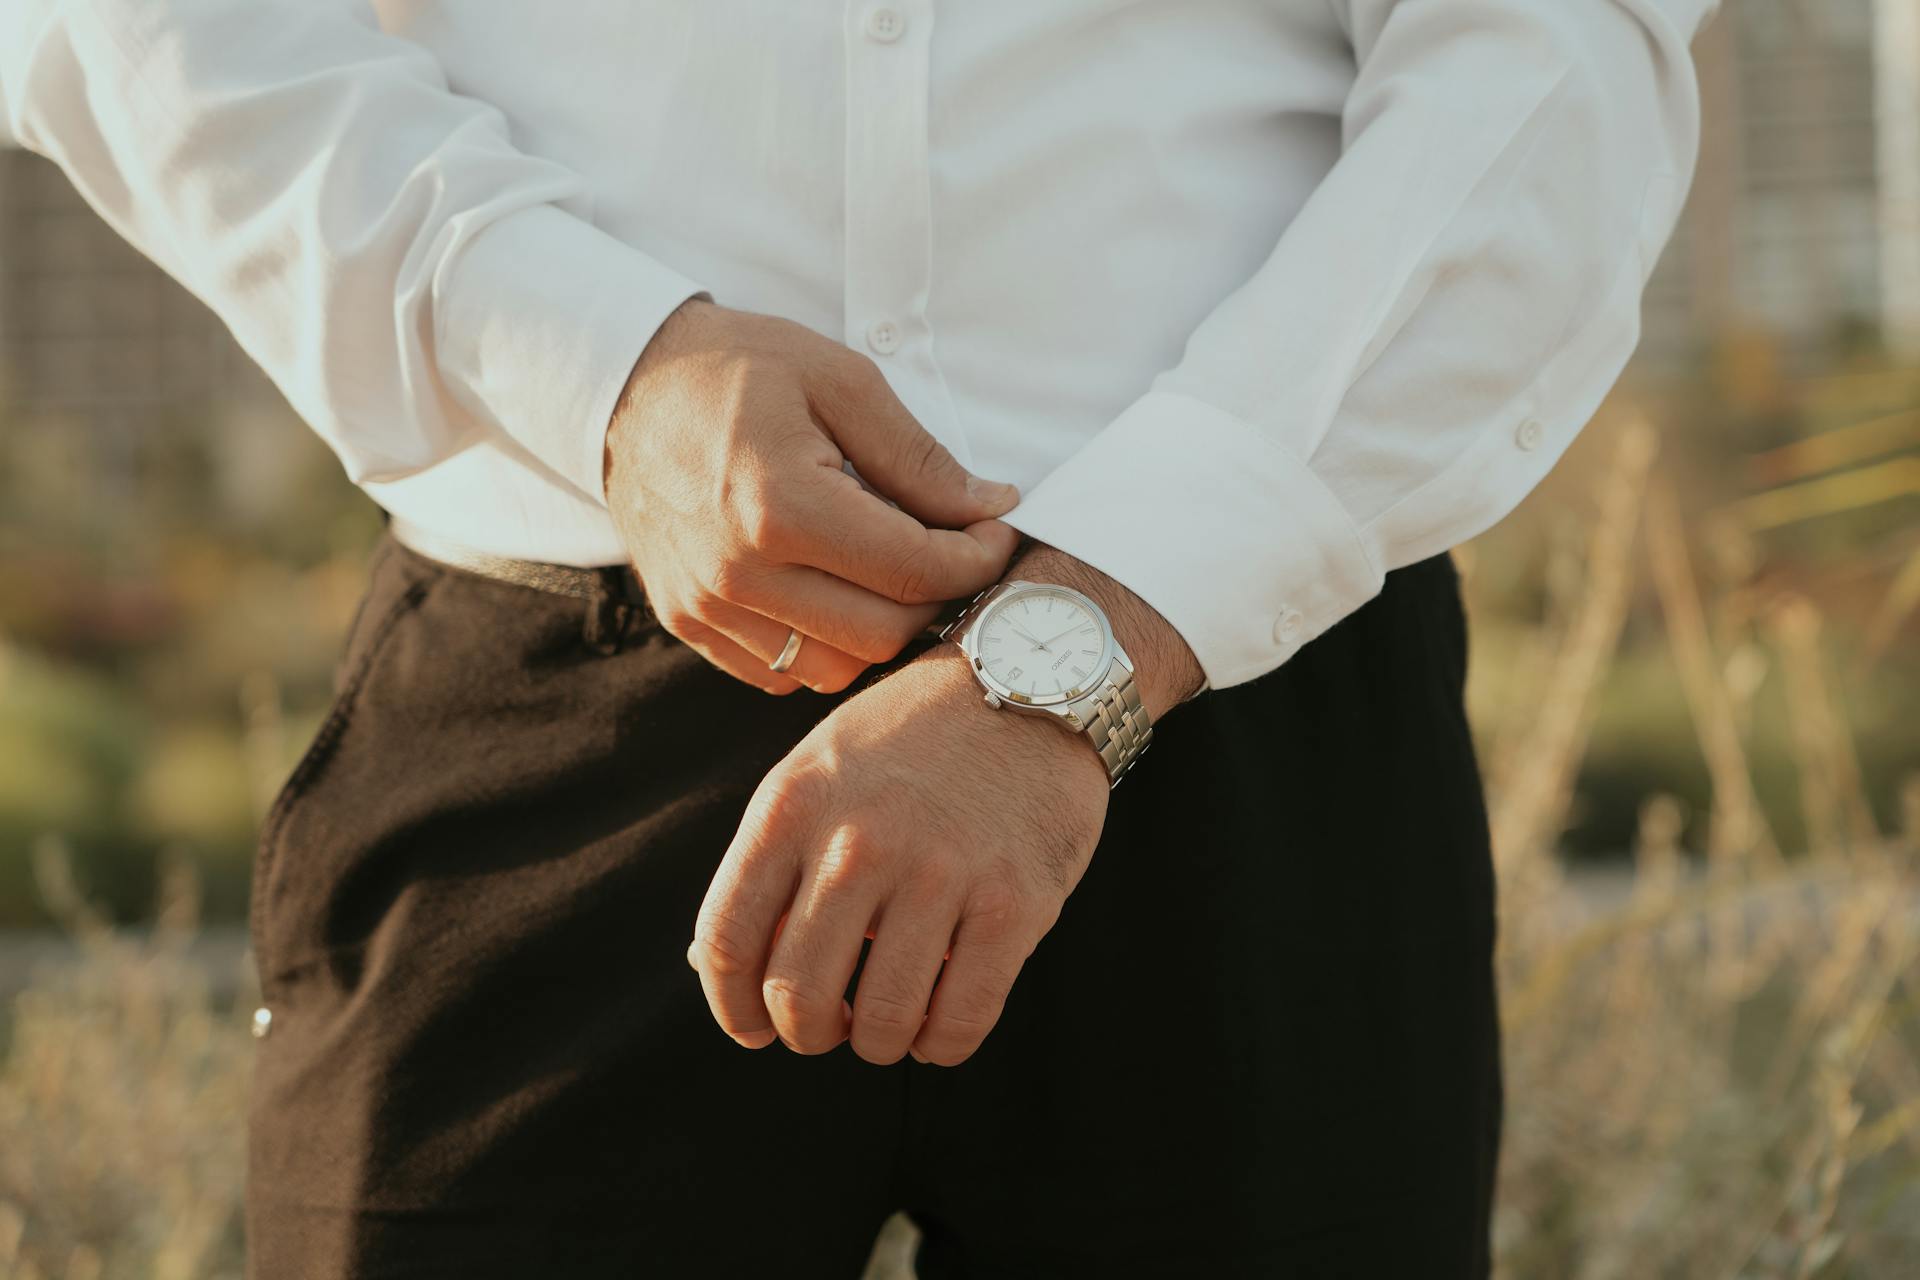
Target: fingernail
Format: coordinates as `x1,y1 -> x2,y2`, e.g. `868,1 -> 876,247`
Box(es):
733,1028 -> 778,1050
966,474 -> 1020,516
685,942 -> 699,970
909,1047 -> 929,1064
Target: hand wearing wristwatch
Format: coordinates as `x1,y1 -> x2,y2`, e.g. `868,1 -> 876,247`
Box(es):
940,580 -> 1152,788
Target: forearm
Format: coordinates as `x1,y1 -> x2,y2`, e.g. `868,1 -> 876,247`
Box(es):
1002,0 -> 1707,692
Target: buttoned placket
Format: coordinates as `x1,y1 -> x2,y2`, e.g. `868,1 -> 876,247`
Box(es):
842,0 -> 971,469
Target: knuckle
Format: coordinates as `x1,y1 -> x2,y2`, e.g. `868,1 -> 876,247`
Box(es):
810,835 -> 873,897
901,428 -> 951,482
851,998 -> 926,1064
902,857 -> 957,907
876,611 -> 938,662
659,606 -> 710,645
882,545 -> 938,605
835,615 -> 912,664
742,768 -> 822,838
761,973 -> 828,1018
964,874 -> 1027,935
691,916 -> 761,980
853,986 -> 925,1035
833,348 -> 887,397
852,634 -> 904,664
685,589 -> 730,628
705,553 -> 762,604
809,655 -> 868,695
760,975 -> 840,1051
739,489 -> 793,553
717,406 -> 754,454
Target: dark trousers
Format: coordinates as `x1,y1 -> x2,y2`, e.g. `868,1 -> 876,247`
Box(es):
245,532 -> 1501,1278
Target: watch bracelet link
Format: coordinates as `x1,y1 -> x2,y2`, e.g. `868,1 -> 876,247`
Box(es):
1085,665 -> 1152,787
940,585 -> 1154,788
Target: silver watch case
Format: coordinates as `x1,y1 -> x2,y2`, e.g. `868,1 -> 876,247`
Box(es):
945,580 -> 1133,731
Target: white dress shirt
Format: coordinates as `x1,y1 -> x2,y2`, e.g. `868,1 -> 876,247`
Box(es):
0,0 -> 1714,689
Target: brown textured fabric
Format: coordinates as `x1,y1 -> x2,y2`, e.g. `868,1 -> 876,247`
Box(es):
245,532 -> 1500,1278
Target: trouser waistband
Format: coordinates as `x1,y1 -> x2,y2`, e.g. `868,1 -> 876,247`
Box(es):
386,516 -> 638,603
383,516 -> 651,654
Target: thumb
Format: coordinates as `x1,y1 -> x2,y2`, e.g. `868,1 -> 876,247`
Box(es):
818,364 -> 1020,526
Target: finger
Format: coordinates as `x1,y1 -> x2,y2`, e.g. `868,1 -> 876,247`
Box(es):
749,566 -> 941,666
669,617 -> 806,696
689,807 -> 805,1049
807,356 -> 1020,527
762,836 -> 882,1054
912,896 -> 1034,1067
789,467 -> 1020,605
848,883 -> 961,1065
699,599 -> 871,695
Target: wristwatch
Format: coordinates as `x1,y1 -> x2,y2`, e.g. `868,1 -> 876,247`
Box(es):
940,580 -> 1152,788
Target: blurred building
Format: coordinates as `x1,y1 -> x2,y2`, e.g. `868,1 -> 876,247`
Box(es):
0,150 -> 290,508
1,0 -> 1916,460
1640,0 -> 1920,372
1875,0 -> 1920,354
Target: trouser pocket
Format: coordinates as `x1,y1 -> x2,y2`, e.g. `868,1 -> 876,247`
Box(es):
248,539 -> 431,998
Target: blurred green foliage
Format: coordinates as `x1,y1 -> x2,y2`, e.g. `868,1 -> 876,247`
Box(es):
0,409 -> 381,927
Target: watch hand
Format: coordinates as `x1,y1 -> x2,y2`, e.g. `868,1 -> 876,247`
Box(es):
1037,624 -> 1081,649
1007,623 -> 1050,651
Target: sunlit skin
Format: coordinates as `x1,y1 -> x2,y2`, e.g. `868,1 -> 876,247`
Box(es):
605,297 -> 1205,1067
602,296 -> 1024,695
687,543 -> 1204,1066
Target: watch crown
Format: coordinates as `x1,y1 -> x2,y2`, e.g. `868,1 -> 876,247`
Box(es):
983,691 -> 1002,709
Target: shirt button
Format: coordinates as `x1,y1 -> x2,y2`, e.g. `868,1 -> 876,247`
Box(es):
1274,608 -> 1304,644
865,7 -> 906,42
866,318 -> 901,355
251,1006 -> 273,1039
1515,417 -> 1544,451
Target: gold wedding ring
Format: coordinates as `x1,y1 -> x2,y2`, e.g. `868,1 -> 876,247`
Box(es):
769,628 -> 804,674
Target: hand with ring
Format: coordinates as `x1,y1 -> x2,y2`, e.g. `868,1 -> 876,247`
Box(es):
603,299 -> 1022,694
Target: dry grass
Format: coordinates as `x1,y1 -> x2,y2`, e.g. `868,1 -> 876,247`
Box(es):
1483,424 -> 1920,1277
2,420 -> 1917,1277
0,848 -> 251,1280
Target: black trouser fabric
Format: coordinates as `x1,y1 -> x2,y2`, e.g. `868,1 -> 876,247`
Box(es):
245,532 -> 1501,1279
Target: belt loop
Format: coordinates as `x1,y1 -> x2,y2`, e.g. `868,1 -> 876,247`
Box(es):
582,566 -> 652,655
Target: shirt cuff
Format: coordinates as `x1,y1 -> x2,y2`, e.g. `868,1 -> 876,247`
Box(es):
435,203 -> 707,503
1000,391 -> 1383,691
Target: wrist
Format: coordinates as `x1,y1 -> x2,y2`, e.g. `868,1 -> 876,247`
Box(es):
894,647 -> 1113,794
603,296 -> 719,492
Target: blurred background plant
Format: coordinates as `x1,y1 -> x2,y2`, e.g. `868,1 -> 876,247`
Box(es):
3,0 -> 1919,1275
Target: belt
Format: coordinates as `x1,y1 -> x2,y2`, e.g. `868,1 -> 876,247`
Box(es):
387,516 -> 959,640
387,517 -> 638,602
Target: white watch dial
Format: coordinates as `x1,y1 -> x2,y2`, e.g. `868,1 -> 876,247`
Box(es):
976,589 -> 1108,702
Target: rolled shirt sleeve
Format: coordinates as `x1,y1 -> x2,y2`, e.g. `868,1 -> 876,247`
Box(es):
0,0 -> 704,502
1003,0 -> 1717,690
